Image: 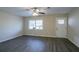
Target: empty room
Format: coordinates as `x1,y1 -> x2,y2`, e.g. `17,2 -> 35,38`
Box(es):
0,7 -> 79,52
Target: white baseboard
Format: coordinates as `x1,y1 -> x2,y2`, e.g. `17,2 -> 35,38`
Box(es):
68,37 -> 79,48
0,34 -> 22,43
24,34 -> 67,38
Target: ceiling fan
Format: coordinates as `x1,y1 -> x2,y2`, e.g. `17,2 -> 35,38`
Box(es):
25,7 -> 50,16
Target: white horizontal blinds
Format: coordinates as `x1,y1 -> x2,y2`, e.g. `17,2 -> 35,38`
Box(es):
29,20 -> 43,30
29,20 -> 35,29
35,20 -> 43,30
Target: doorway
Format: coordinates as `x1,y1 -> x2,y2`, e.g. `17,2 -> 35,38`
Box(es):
56,17 -> 67,38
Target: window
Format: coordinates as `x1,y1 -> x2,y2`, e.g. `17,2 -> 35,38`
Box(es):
56,17 -> 65,24
29,20 -> 35,29
57,20 -> 64,24
29,20 -> 43,30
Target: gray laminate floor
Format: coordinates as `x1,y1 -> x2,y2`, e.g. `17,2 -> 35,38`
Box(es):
0,35 -> 79,52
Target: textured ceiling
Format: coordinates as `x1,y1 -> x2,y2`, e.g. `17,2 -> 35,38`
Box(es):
0,7 -> 75,17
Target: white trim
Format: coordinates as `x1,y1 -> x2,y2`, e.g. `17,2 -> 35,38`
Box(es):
0,34 -> 22,43
24,34 -> 67,38
68,37 -> 79,48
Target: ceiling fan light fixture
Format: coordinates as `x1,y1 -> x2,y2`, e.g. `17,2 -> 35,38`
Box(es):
32,12 -> 38,16
36,9 -> 40,12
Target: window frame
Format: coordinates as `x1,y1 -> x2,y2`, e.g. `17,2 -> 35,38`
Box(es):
28,19 -> 43,30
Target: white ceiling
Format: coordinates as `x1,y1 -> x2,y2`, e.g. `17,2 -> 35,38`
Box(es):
0,7 -> 75,17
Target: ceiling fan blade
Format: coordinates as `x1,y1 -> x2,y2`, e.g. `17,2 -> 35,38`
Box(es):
38,12 -> 45,14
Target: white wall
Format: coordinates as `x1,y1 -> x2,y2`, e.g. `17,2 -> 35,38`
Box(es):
0,11 -> 23,42
68,8 -> 79,47
23,15 -> 67,37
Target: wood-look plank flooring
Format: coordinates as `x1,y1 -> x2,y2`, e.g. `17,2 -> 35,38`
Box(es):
0,35 -> 79,52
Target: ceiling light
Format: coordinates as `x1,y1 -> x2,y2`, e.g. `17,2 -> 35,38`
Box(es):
33,13 -> 38,16
36,9 -> 40,12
